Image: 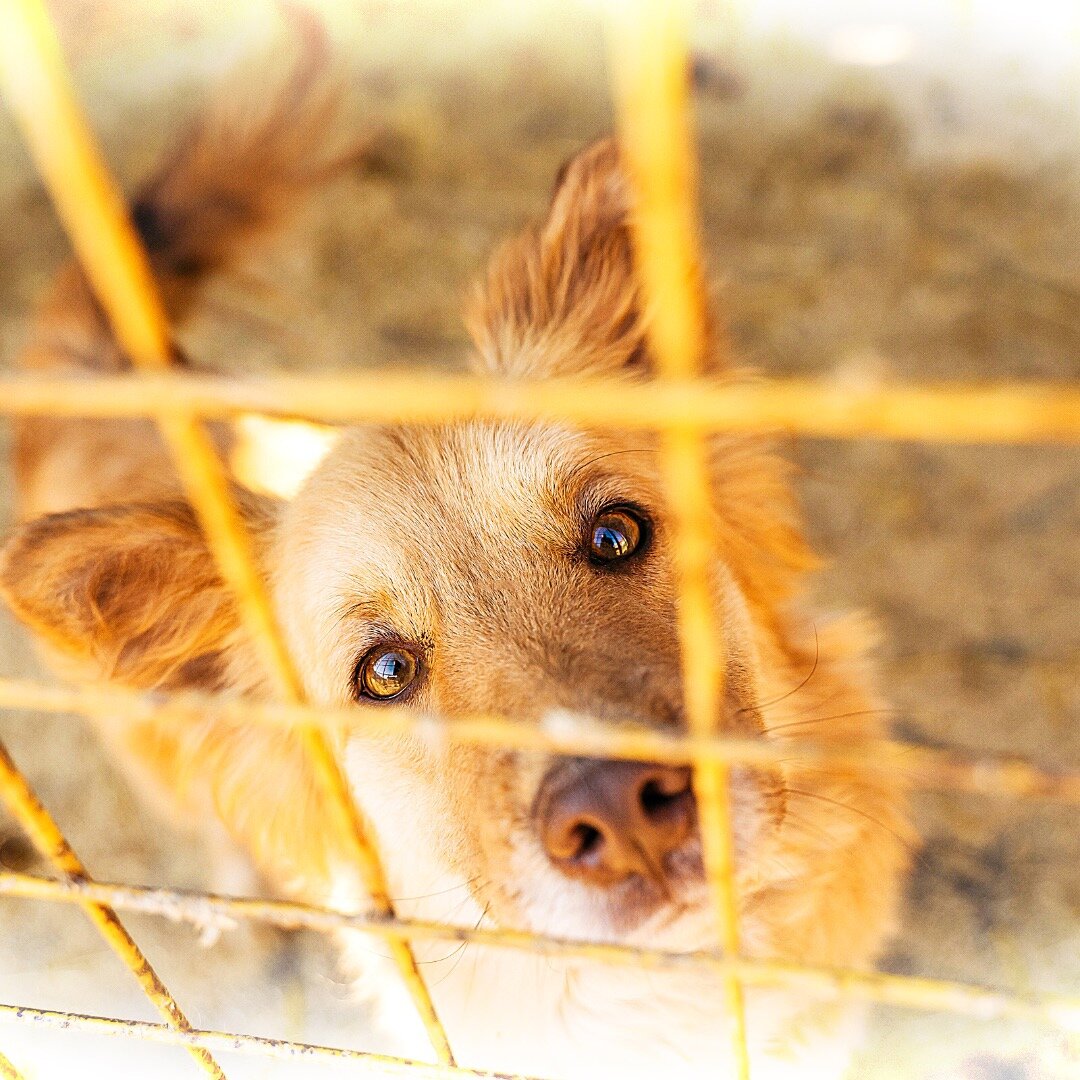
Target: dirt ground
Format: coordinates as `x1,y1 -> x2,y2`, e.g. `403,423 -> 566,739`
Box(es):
0,3 -> 1077,1078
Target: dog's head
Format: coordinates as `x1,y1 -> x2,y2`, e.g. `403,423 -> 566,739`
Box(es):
1,141 -> 815,948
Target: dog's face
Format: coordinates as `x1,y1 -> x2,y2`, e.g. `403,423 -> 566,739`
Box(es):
0,141 -> 811,949
273,413 -> 776,943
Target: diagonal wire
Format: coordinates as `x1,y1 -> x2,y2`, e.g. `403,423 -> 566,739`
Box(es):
0,740 -> 225,1078
0,0 -> 452,1066
0,1050 -> 26,1080
0,0 -> 1073,1077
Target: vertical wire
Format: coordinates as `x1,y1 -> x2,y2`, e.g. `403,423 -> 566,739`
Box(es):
0,0 -> 452,1064
607,2 -> 751,1077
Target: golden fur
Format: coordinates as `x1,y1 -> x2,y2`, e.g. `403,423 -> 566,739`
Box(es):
0,73 -> 912,1077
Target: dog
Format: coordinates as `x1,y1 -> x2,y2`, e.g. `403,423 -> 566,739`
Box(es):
0,65 -> 912,1079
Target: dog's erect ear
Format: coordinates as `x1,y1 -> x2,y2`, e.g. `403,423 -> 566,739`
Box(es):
0,498 -> 275,692
467,137 -> 714,380
467,139 -> 645,379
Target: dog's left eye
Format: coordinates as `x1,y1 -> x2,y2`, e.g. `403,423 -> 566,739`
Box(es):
588,506 -> 647,564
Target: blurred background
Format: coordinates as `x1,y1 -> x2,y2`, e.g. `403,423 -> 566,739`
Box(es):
0,1 -> 1077,1077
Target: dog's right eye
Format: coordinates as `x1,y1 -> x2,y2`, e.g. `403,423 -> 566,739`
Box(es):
355,645 -> 419,700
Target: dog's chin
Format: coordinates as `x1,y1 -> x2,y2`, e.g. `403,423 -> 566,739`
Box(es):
503,844 -> 713,951
619,878 -> 717,951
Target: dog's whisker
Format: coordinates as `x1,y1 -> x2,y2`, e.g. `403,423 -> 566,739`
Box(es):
389,874 -> 483,904
784,788 -> 918,858
765,707 -> 900,735
741,625 -> 820,715
429,904 -> 490,989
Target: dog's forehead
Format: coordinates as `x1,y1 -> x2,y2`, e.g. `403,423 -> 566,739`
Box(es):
285,419 -> 592,585
360,419 -> 577,518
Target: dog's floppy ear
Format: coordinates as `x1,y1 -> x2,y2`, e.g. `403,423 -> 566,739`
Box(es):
467,137 -> 714,380
0,497 -> 274,692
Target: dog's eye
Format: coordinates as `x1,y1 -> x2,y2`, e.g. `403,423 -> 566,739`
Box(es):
356,646 -> 418,700
588,506 -> 646,564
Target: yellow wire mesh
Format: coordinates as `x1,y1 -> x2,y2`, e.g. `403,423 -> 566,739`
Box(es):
0,0 -> 1076,1077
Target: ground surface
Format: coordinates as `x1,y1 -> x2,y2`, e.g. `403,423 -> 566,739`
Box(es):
0,3 -> 1077,1078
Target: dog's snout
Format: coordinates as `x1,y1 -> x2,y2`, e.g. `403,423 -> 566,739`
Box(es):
536,761 -> 696,887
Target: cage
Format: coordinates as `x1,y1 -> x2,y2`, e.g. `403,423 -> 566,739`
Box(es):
0,1 -> 1077,1078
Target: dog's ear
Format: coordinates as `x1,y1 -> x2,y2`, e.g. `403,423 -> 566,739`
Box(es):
0,497 -> 275,692
467,137 -> 714,380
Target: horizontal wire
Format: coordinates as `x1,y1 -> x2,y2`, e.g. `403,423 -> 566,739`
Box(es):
0,873 -> 1077,1035
0,1004 -> 529,1080
0,372 -> 1077,443
1,677 -> 1077,804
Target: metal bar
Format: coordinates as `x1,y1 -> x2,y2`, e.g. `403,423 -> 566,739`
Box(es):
0,882 -> 1077,1034
608,3 -> 748,1076
0,740 -> 226,1079
2,677 -> 1079,804
0,372 -> 1077,442
0,1005 -> 530,1080
0,0 -> 452,1063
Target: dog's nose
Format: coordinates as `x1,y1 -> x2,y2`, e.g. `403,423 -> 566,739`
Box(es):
536,761 -> 696,887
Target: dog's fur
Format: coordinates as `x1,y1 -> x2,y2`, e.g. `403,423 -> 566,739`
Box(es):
0,73 -> 912,1078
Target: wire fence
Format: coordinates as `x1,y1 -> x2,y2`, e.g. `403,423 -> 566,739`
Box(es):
0,0 -> 1077,1077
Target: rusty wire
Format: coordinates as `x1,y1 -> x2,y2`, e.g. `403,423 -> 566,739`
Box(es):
0,1005 -> 525,1079
0,0 -> 1076,1076
1,871 -> 1079,1038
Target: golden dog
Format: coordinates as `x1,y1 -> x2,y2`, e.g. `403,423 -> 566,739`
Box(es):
1,69 -> 912,1078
